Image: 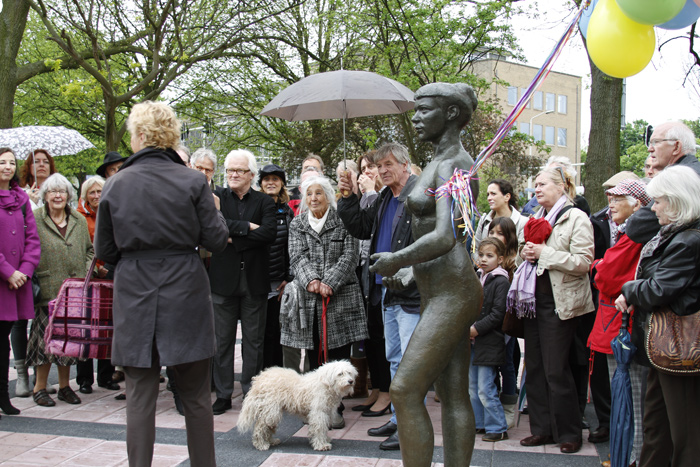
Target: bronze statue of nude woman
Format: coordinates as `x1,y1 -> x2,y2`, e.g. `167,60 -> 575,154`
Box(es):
370,82 -> 481,467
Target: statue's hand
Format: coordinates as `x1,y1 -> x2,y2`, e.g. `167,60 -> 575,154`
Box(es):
382,267 -> 414,291
370,252 -> 401,278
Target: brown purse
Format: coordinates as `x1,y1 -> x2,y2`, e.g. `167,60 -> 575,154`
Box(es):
645,306 -> 700,375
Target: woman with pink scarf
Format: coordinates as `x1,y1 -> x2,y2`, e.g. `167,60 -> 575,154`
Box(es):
509,167 -> 595,454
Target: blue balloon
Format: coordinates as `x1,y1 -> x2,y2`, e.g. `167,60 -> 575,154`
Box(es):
579,0 -> 600,39
658,0 -> 700,29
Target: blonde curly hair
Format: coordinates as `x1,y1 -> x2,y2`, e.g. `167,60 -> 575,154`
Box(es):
127,101 -> 181,150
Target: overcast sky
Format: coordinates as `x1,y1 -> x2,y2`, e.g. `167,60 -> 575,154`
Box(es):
509,1 -> 699,148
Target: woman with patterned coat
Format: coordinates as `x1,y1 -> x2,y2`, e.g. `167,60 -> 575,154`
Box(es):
284,175 -> 368,428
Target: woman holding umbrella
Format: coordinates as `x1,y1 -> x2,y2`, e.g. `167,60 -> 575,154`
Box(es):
615,166 -> 700,467
0,148 -> 41,416
588,179 -> 650,467
18,150 -> 57,208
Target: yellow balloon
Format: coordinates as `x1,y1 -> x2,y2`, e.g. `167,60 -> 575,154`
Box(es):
587,0 -> 656,78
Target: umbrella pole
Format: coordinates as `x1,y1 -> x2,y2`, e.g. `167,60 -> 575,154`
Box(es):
341,100 -> 349,197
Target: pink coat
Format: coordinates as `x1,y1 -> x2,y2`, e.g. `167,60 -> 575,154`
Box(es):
0,182 -> 41,321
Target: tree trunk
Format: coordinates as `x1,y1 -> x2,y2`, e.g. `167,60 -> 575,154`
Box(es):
584,56 -> 623,212
0,0 -> 30,128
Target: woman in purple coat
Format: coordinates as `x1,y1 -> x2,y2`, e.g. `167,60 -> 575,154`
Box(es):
0,148 -> 41,417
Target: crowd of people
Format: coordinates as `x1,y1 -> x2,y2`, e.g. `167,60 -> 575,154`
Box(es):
1,101 -> 699,467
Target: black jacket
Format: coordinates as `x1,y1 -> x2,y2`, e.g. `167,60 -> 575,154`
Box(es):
208,186 -> 277,297
627,155 -> 700,243
268,201 -> 294,283
621,220 -> 700,366
337,175 -> 420,310
472,273 -> 509,366
590,207 -> 612,260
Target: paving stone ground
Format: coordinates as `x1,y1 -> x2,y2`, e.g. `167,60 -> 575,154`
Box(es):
2,333 -> 609,466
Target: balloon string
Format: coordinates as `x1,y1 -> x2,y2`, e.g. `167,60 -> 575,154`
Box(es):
428,1 -> 589,239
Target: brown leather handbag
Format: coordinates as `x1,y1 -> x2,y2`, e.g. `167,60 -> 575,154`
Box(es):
645,306 -> 700,375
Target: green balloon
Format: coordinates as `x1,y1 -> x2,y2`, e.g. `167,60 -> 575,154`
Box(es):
616,0 -> 685,25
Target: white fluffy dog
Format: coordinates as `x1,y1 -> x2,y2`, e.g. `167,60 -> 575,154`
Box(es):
237,360 -> 357,451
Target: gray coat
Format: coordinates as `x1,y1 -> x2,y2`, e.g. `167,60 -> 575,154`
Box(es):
95,148 -> 229,368
283,207 -> 368,350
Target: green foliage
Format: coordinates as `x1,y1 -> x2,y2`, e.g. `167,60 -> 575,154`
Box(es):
620,142 -> 649,177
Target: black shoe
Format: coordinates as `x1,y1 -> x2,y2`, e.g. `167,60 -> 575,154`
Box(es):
368,421 -> 397,437
98,381 -> 120,391
362,403 -> 392,417
379,432 -> 400,450
79,383 -> 93,394
482,432 -> 508,442
173,393 -> 184,416
115,393 -> 126,401
57,386 -> 81,405
212,397 -> 231,415
588,426 -> 610,443
475,428 -> 486,434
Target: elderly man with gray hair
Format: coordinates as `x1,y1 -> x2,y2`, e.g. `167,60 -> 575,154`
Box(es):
208,149 -> 277,415
337,142 -> 420,451
191,148 -> 218,191
626,121 -> 700,245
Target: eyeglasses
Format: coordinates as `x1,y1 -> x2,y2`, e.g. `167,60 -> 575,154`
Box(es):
609,197 -> 628,205
48,189 -> 67,195
225,168 -> 251,176
648,138 -> 677,147
195,165 -> 214,175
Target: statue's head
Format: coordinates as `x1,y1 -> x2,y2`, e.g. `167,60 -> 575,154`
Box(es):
413,83 -> 478,132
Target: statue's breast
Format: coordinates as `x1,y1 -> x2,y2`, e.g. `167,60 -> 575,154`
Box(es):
407,182 -> 436,217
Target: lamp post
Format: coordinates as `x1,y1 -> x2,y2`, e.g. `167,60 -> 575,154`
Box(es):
527,109 -> 554,194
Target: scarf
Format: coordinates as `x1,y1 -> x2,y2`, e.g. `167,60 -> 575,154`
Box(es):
308,208 -> 329,234
635,222 -> 686,278
507,195 -> 568,318
479,265 -> 510,287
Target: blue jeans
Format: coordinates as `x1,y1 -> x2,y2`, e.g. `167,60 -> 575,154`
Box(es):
469,351 -> 507,433
382,286 -> 421,425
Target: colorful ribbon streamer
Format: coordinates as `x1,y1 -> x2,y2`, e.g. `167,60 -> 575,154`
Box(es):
431,1 -> 590,240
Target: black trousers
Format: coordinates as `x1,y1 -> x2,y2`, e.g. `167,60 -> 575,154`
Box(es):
639,367 -> 700,467
262,295 -> 284,370
76,359 -> 116,387
524,291 -> 582,443
1,321 -> 13,399
365,301 -> 391,392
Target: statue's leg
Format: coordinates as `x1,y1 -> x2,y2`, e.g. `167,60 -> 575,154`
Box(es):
435,331 -> 474,467
391,297 -> 471,467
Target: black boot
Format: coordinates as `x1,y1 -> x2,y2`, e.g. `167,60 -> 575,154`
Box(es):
1,358 -> 20,415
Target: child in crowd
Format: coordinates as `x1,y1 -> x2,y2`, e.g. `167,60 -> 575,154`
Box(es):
469,237 -> 510,441
487,218 -> 520,428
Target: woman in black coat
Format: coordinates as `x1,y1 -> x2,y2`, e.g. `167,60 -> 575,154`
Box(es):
258,164 -> 294,369
615,166 -> 700,467
95,101 -> 228,467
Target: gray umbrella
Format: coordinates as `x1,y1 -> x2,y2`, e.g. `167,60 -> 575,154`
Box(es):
261,70 -> 414,121
0,125 -> 95,159
261,70 -> 414,176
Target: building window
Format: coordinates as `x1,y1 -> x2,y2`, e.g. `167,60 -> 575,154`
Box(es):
520,122 -> 530,135
558,128 -> 567,147
558,95 -> 567,114
507,87 -> 517,106
533,124 -> 543,142
520,88 -> 530,108
533,91 -> 543,110
545,126 -> 555,145
546,93 -> 555,112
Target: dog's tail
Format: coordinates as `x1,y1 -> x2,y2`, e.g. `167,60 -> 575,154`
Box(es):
237,397 -> 256,434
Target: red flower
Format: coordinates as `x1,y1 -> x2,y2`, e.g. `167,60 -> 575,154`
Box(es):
524,217 -> 552,244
